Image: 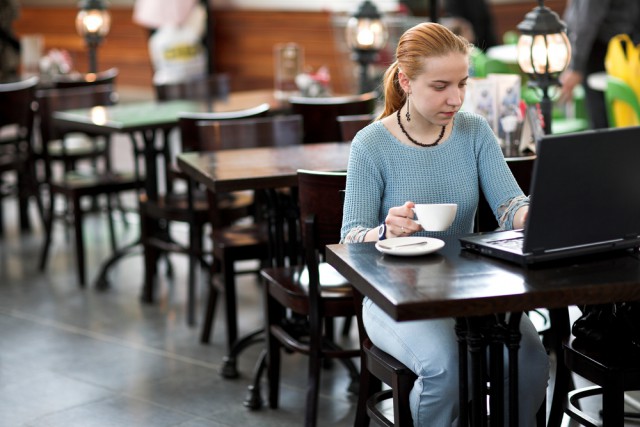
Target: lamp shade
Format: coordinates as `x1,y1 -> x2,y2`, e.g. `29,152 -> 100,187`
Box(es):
76,0 -> 111,39
516,0 -> 570,78
346,1 -> 388,51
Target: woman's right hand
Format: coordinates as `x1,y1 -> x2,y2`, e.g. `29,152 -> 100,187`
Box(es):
382,201 -> 423,238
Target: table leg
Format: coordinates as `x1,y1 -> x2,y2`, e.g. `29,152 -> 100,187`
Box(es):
507,312 -> 523,427
467,317 -> 489,427
456,318 -> 469,427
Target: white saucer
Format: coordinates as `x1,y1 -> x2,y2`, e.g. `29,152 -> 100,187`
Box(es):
375,237 -> 445,257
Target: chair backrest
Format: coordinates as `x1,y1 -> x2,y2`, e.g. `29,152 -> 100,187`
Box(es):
336,113 -> 376,141
297,169 -> 347,255
289,92 -> 378,143
154,73 -> 230,102
0,76 -> 39,137
51,67 -> 119,88
36,84 -> 117,148
195,114 -> 303,152
177,103 -> 270,151
605,75 -> 640,127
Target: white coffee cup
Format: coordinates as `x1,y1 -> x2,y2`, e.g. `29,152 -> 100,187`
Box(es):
412,203 -> 457,231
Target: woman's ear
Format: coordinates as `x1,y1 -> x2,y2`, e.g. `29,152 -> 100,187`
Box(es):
397,70 -> 410,94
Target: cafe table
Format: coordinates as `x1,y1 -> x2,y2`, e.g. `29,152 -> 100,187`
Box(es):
326,237 -> 640,427
51,89 -> 287,288
176,142 -> 351,377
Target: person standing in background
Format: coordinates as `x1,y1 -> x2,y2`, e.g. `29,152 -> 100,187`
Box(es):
132,0 -> 208,84
559,0 -> 640,129
0,0 -> 20,81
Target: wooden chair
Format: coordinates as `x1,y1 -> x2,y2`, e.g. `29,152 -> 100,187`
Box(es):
257,169 -> 359,427
195,115 -> 304,368
0,76 -> 41,235
336,113 -> 376,141
154,73 -> 230,102
564,336 -> 640,426
51,67 -> 119,88
139,104 -> 271,326
351,286 -> 417,427
289,92 -> 378,143
36,68 -> 120,192
36,84 -> 141,286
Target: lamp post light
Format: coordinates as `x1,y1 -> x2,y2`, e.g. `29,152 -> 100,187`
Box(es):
516,0 -> 571,134
76,0 -> 111,73
346,0 -> 388,94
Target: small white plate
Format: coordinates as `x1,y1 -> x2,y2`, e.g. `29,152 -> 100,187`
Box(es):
375,237 -> 445,257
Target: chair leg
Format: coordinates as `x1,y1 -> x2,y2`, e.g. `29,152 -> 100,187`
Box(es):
266,289 -> 284,409
141,213 -> 160,303
200,277 -> 219,343
222,252 -> 238,351
39,192 -> 55,272
106,194 -> 117,252
602,382 -> 625,426
354,355 -> 380,427
305,310 -> 324,427
187,223 -> 203,326
71,194 -> 86,287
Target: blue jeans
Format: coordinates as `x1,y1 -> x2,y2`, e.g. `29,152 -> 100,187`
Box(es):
363,298 -> 549,427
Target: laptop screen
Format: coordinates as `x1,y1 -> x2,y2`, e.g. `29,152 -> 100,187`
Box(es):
523,126 -> 640,254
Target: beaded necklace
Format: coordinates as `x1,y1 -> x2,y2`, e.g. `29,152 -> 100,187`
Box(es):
396,109 -> 446,147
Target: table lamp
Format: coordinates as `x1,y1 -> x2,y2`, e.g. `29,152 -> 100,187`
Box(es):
346,0 -> 388,94
516,0 -> 571,134
76,0 -> 111,73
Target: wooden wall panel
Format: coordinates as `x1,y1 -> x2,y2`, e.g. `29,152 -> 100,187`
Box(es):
13,2 -> 568,93
14,7 -> 153,87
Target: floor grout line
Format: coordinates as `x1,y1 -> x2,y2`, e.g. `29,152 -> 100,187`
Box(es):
0,307 -> 221,371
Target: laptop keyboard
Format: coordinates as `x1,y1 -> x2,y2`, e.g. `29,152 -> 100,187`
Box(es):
488,237 -> 524,250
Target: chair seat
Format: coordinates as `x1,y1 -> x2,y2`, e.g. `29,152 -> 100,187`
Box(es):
44,136 -> 108,159
140,189 -> 253,224
261,265 -> 354,317
50,170 -> 140,195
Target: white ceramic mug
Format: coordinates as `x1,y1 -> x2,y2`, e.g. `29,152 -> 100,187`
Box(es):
412,203 -> 457,231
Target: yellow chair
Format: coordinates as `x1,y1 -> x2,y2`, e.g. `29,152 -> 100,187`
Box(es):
604,75 -> 640,127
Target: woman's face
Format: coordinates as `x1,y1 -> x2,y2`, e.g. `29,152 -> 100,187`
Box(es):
400,52 -> 469,127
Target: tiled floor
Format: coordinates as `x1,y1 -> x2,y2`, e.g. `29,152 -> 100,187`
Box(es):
0,201 -> 359,427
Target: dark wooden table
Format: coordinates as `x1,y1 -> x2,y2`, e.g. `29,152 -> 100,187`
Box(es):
326,237 -> 640,426
177,142 -> 351,193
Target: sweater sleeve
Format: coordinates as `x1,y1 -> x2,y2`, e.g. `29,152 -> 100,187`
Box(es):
340,133 -> 385,242
474,116 -> 529,230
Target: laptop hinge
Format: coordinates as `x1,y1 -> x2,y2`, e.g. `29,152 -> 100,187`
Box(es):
624,233 -> 640,240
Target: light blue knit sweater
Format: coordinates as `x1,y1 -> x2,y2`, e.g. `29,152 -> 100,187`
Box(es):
340,111 -> 526,240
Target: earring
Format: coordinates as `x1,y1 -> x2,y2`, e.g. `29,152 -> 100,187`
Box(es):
405,94 -> 411,122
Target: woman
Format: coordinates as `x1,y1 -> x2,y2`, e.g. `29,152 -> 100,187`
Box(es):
340,22 -> 549,426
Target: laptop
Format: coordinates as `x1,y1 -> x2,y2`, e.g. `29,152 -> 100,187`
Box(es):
459,126 -> 640,265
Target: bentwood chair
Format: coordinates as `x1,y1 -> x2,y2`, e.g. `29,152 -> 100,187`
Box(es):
139,104 -> 270,326
51,67 -> 119,88
351,286 -> 417,427
154,73 -> 230,102
563,335 -> 640,426
194,115 -> 304,371
35,69 -> 120,198
0,76 -> 41,235
336,113 -> 376,141
257,170 -> 359,427
36,84 -> 141,286
289,91 -> 378,143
